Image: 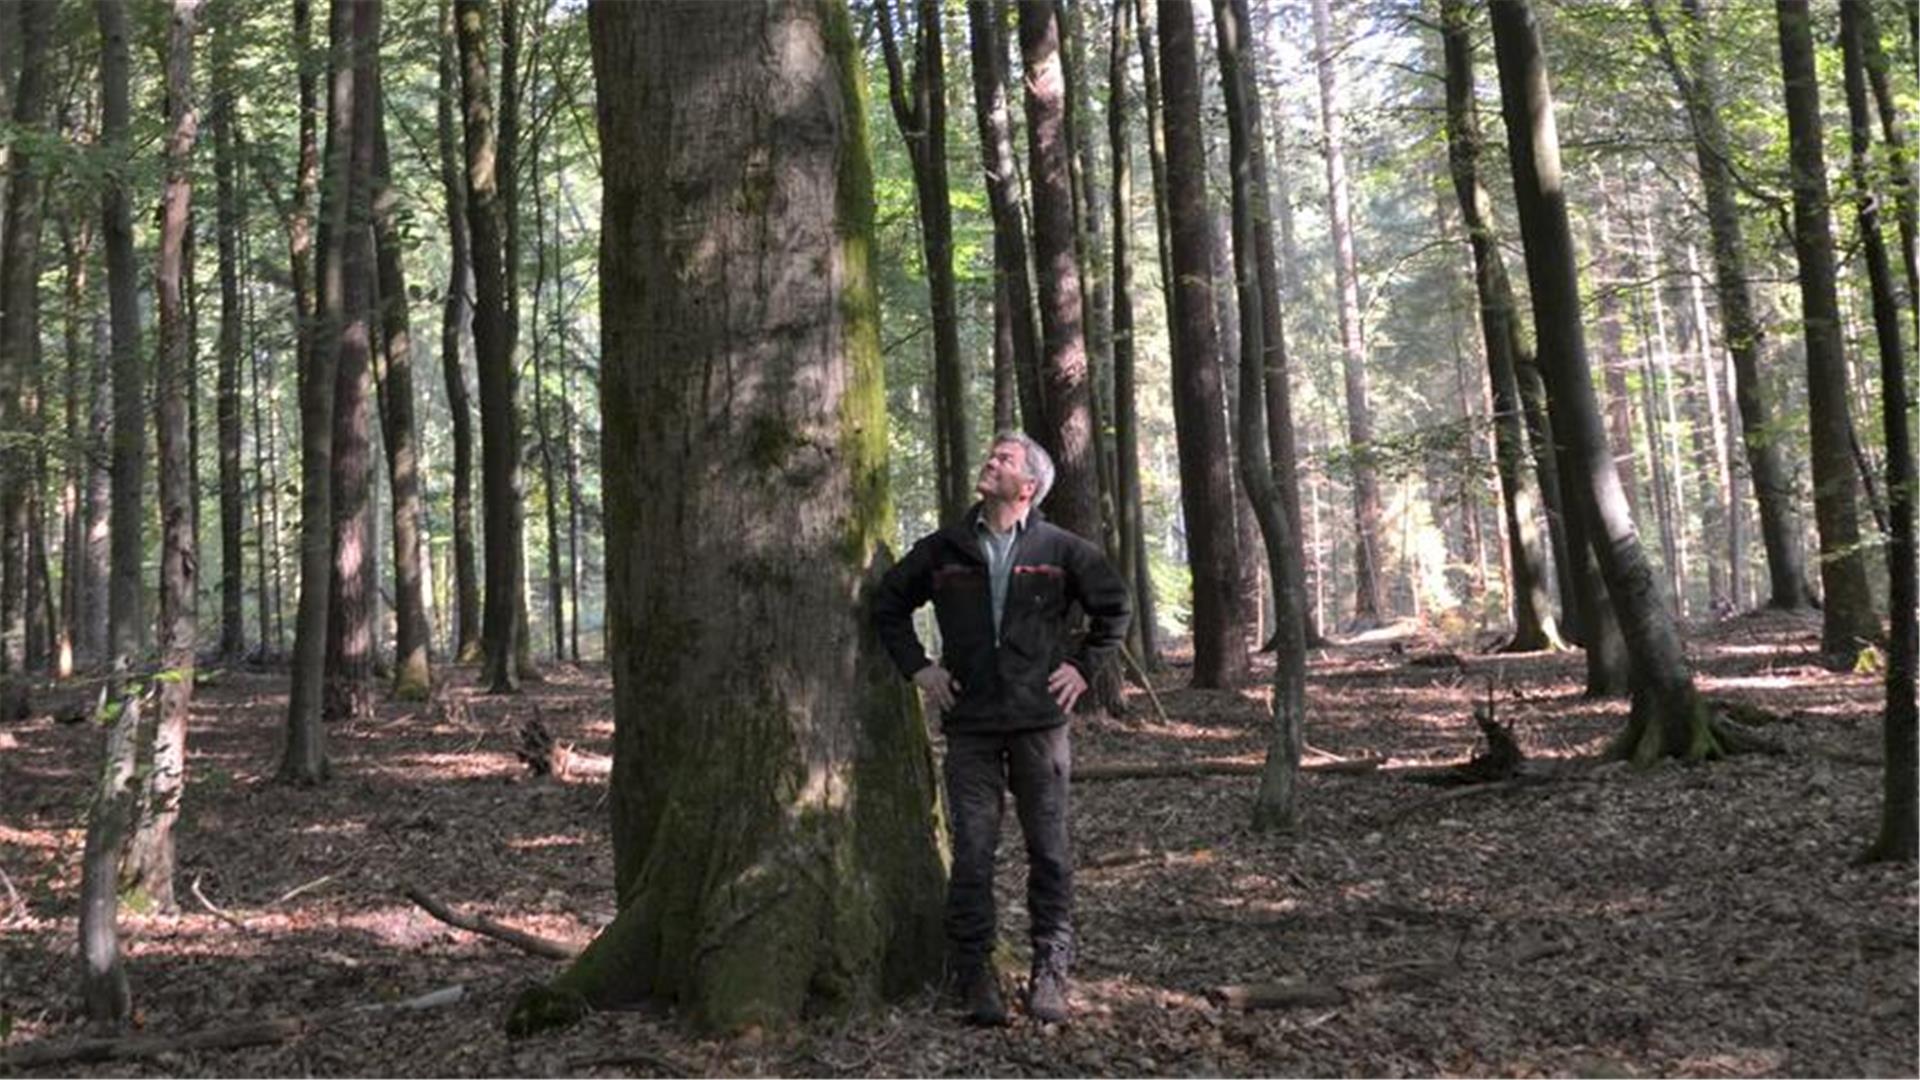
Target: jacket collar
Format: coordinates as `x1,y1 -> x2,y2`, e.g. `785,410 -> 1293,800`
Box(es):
941,502 -> 1047,558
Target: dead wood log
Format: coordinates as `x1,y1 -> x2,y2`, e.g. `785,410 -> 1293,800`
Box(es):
1209,962 -> 1448,1012
402,885 -> 580,960
515,714 -> 611,780
0,985 -> 466,1069
1073,755 -> 1384,782
78,685 -> 147,1027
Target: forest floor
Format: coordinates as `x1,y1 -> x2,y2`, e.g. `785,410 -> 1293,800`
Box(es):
2,608 -> 1915,1078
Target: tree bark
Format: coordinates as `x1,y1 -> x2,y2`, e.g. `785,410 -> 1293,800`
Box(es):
1775,0 -> 1880,659
437,0 -> 482,664
1019,0 -> 1102,544
1490,0 -> 1711,760
1841,0 -> 1917,863
878,0 -> 971,523
1108,0 -> 1156,666
57,212 -> 90,677
0,0 -> 54,719
966,1 -> 1044,436
213,14 -> 246,659
79,689 -> 143,1028
456,0 -> 527,692
125,0 -> 201,915
1157,0 -> 1248,689
370,72 -> 433,701
1311,0 -> 1386,628
1439,0 -> 1561,653
532,145 -> 564,662
99,0 -> 145,679
1214,0 -> 1306,831
83,285 -> 111,666
515,0 -> 948,1033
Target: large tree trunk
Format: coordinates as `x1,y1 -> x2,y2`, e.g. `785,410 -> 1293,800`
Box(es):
966,1 -> 1044,437
1108,0 -> 1156,668
1158,0 -> 1248,689
322,0 -> 380,726
1490,0 -> 1716,761
1311,0 -> 1387,628
878,0 -> 970,523
436,0 -> 482,664
509,0 -> 947,1033
1214,0 -> 1305,832
125,0 -> 201,915
1019,0 -> 1102,543
282,0 -> 367,785
455,0 -> 527,693
1062,0 -> 1118,565
1775,0 -> 1880,660
100,0 -> 146,679
0,0 -> 53,720
1439,0 -> 1561,653
213,16 -> 246,660
1841,0 -> 1917,864
369,74 -> 434,701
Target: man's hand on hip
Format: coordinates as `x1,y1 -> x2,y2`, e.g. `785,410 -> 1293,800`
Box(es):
1048,663 -> 1088,714
913,664 -> 961,713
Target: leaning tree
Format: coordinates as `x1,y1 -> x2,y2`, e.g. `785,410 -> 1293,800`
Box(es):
505,0 -> 946,1034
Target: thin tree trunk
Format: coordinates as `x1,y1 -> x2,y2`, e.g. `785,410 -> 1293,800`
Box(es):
437,0 -> 481,664
1020,0 -> 1102,544
79,688 -> 143,1028
246,192 -> 277,655
1215,207 -> 1265,646
1491,0 -> 1713,760
1855,2 -> 1917,322
370,71 -> 433,701
1061,0 -> 1117,561
1215,0 -> 1305,832
83,298 -> 111,665
1631,287 -> 1680,613
1158,0 -> 1248,689
456,0 -> 526,693
1311,0 -> 1386,628
58,213 -> 90,677
1438,0 -> 1560,652
1109,0 -> 1156,667
1645,0 -> 1813,610
967,1 -> 1044,436
125,0 -> 201,916
531,144 -> 563,663
1683,242 -> 1734,613
878,0 -> 970,523
213,16 -> 246,659
1776,0 -> 1880,659
100,0 -> 145,681
1842,0 -> 1917,863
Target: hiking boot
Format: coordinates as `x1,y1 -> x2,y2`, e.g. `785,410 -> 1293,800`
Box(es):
955,965 -> 1008,1027
1027,950 -> 1070,1024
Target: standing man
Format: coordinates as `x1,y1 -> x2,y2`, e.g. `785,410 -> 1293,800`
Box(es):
873,432 -> 1131,1026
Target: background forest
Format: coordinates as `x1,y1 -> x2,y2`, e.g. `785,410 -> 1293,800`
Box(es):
0,0 -> 1915,1074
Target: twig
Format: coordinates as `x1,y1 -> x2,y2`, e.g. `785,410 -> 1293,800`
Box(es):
1074,755 -> 1384,782
403,885 -> 579,960
269,873 -> 336,908
190,874 -> 251,933
1118,644 -> 1171,725
0,866 -> 20,920
0,985 -> 467,1069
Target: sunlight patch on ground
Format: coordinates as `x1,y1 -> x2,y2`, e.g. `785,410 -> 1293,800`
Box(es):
0,824 -> 77,850
358,753 -> 522,781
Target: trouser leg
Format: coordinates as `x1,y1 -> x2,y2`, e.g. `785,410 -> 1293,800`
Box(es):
1008,724 -> 1073,960
942,732 -> 1007,970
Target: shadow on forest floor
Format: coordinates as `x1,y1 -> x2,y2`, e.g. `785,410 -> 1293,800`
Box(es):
1,608 -> 1914,1077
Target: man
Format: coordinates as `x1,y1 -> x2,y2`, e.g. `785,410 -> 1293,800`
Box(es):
872,432 -> 1131,1026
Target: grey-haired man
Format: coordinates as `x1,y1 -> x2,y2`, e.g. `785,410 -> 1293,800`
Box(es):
872,432 -> 1130,1025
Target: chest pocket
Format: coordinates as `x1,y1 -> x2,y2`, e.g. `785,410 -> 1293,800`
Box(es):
933,563 -> 986,593
1012,563 -> 1067,609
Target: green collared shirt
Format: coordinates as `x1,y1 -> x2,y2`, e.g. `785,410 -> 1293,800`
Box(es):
974,510 -> 1028,642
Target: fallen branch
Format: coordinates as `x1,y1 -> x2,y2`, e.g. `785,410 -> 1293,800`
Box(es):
190,874 -> 251,933
0,985 -> 466,1069
269,873 -> 336,908
403,885 -> 579,960
1118,645 -> 1171,726
1379,778 -> 1526,826
1073,755 -> 1383,782
1209,962 -> 1447,1012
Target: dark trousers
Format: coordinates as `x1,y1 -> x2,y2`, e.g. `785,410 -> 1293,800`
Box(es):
943,725 -> 1073,970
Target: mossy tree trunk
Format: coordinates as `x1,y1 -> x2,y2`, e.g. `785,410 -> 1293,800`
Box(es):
1489,0 -> 1718,763
513,0 -> 946,1034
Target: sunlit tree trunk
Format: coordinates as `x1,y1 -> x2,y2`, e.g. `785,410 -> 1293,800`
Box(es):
507,0 -> 947,1033
1775,0 -> 1880,660
125,0 -> 201,914
1108,0 -> 1155,667
437,0 -> 482,663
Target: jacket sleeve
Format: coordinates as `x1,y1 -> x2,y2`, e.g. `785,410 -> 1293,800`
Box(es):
1064,535 -> 1131,679
871,536 -> 938,679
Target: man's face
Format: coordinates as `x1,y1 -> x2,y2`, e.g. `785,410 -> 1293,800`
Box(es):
977,441 -> 1034,503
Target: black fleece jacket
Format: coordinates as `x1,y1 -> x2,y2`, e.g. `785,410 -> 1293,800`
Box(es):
872,505 -> 1131,731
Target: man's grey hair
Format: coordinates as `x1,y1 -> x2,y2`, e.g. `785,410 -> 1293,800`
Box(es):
993,430 -> 1055,508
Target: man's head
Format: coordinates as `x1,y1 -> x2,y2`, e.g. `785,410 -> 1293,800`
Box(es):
976,430 -> 1055,511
